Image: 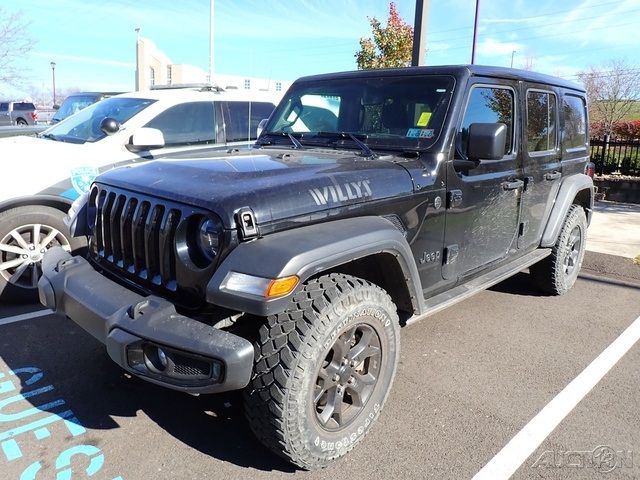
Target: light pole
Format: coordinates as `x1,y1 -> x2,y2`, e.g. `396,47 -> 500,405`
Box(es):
50,62 -> 56,106
510,50 -> 516,68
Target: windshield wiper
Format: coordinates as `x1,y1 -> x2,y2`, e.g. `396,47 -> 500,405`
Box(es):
317,132 -> 377,158
39,132 -> 60,142
258,132 -> 304,149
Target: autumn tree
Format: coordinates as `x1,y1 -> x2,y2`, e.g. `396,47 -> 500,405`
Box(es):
577,59 -> 640,135
355,2 -> 414,70
0,9 -> 33,93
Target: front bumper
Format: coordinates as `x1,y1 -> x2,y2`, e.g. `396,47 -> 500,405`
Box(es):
38,247 -> 254,394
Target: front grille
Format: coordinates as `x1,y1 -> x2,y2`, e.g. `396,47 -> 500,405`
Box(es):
91,186 -> 181,292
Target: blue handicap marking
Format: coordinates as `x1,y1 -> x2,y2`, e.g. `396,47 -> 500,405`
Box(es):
1,438 -> 22,461
0,385 -> 65,422
20,444 -> 105,480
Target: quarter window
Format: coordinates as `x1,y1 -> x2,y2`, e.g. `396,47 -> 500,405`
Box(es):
527,91 -> 557,152
460,86 -> 514,157
562,95 -> 587,151
145,102 -> 215,147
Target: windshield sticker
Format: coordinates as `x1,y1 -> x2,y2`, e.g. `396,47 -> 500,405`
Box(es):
406,128 -> 435,139
416,112 -> 432,127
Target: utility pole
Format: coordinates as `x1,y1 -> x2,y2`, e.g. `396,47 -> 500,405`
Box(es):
510,50 -> 516,68
411,0 -> 429,66
50,62 -> 56,106
208,0 -> 214,84
135,27 -> 141,91
471,0 -> 480,64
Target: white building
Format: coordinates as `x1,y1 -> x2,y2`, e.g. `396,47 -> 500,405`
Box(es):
135,37 -> 291,96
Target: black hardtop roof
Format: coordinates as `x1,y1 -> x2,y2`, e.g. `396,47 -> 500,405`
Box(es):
296,64 -> 585,92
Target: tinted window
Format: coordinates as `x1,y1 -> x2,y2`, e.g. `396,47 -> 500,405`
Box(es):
145,102 -> 215,147
562,95 -> 587,151
527,91 -> 557,152
14,103 -> 35,110
0,103 -> 8,111
460,86 -> 514,156
225,101 -> 275,142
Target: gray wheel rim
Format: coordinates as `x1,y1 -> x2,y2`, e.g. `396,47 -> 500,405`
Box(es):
563,225 -> 582,276
313,323 -> 382,431
0,223 -> 71,289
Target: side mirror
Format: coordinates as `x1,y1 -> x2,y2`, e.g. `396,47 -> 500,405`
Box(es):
257,118 -> 269,138
127,127 -> 165,151
467,123 -> 507,161
53,104 -> 60,111
100,117 -> 120,136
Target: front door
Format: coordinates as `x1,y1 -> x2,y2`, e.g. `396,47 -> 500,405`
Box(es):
443,80 -> 522,280
0,103 -> 10,126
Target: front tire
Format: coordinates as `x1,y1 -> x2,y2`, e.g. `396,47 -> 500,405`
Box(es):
0,206 -> 85,303
530,205 -> 587,295
244,273 -> 400,470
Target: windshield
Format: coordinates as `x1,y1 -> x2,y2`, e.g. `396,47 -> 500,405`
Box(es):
44,97 -> 156,143
263,74 -> 455,151
52,95 -> 98,121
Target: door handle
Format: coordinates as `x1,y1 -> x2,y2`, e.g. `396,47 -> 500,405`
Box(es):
545,171 -> 561,181
502,179 -> 524,191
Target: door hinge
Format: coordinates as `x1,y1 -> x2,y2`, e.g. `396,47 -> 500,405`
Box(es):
447,190 -> 463,209
444,244 -> 459,265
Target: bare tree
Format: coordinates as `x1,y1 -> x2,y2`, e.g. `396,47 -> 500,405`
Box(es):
520,56 -> 535,71
577,59 -> 640,135
0,9 -> 33,92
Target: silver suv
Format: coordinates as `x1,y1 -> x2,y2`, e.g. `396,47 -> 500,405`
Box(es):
0,101 -> 38,126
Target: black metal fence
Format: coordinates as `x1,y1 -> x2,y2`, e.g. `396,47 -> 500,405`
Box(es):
590,136 -> 640,176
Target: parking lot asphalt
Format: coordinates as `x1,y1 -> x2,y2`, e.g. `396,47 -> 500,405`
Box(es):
0,253 -> 639,479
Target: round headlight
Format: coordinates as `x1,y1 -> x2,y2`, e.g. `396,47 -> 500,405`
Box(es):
197,217 -> 223,261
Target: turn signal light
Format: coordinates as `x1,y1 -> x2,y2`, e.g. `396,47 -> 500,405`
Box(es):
266,276 -> 299,298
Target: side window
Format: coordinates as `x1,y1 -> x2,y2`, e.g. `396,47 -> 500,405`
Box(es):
0,103 -> 8,112
145,102 -> 215,147
527,91 -> 557,153
225,101 -> 275,142
562,95 -> 587,151
460,86 -> 514,157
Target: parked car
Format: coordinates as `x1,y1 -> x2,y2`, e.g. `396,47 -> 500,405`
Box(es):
50,92 -> 122,124
0,101 -> 38,126
39,65 -> 594,469
0,86 -> 277,302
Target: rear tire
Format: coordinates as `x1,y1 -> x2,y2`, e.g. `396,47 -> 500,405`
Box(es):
16,118 -> 27,127
244,273 -> 400,470
530,205 -> 587,295
0,206 -> 86,304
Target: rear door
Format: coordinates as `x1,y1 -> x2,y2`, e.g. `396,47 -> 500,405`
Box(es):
518,86 -> 562,250
443,79 -> 522,280
0,103 -> 10,126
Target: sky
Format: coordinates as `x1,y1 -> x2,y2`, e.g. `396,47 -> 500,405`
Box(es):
1,0 -> 639,100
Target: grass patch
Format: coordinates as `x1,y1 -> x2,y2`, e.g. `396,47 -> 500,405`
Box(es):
634,254 -> 640,266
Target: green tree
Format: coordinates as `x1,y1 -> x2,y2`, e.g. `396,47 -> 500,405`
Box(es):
355,2 -> 414,70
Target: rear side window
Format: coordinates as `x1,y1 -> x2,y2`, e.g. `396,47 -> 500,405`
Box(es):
562,95 -> 587,151
527,91 -> 557,153
14,103 -> 35,110
145,102 -> 215,147
225,101 -> 275,142
0,103 -> 8,111
460,86 -> 515,157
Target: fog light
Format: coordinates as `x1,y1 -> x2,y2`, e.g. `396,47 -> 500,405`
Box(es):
143,344 -> 169,373
157,348 -> 168,369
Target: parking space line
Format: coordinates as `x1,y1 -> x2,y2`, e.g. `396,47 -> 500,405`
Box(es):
473,313 -> 640,480
0,309 -> 54,326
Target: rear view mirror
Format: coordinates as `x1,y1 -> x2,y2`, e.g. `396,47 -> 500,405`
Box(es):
257,118 -> 269,138
467,123 -> 507,161
128,127 -> 165,151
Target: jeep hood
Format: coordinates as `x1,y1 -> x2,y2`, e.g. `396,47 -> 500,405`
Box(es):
96,149 -> 415,227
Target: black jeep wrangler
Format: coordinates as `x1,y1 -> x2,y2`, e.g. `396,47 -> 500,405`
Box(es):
39,65 -> 593,469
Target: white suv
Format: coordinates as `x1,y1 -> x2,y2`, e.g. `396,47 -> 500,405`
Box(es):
0,87 -> 278,302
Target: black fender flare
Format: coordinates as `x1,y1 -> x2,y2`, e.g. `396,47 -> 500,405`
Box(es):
0,195 -> 73,215
207,216 -> 425,317
540,174 -> 594,247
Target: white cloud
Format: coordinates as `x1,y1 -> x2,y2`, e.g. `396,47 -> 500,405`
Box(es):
477,38 -> 524,57
31,52 -> 134,69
